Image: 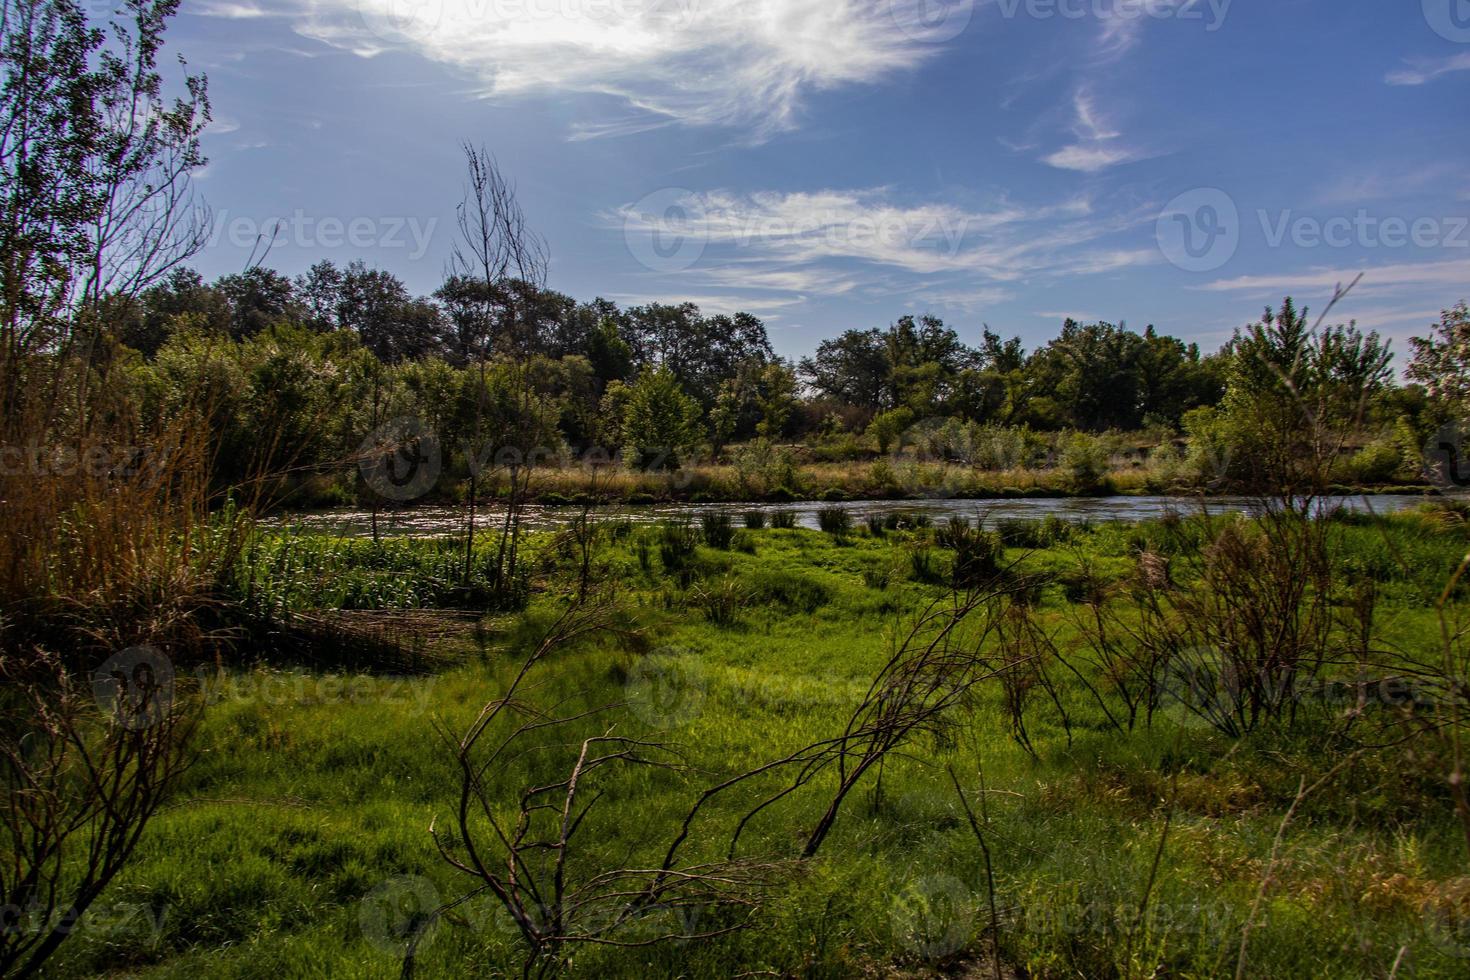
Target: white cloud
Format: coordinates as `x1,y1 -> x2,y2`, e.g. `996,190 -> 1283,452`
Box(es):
1199,258 -> 1470,294
607,293 -> 805,318
614,186 -> 1149,286
1040,86 -> 1141,172
286,0 -> 969,135
1385,52 -> 1470,86
194,0 -> 270,18
1043,144 -> 1136,172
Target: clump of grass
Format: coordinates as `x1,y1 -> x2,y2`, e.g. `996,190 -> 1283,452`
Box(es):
690,576 -> 750,627
771,510 -> 798,530
749,568 -> 832,613
951,528 -> 1005,588
934,515 -> 974,549
882,511 -> 931,531
701,512 -> 735,550
743,510 -> 766,530
816,506 -> 852,538
658,522 -> 700,573
731,531 -> 757,554
908,545 -> 941,584
996,514 -> 1073,549
865,514 -> 886,537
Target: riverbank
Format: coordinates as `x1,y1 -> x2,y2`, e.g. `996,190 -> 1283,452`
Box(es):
282,455 -> 1435,510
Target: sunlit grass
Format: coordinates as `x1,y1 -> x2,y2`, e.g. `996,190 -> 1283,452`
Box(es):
48,509 -> 1470,978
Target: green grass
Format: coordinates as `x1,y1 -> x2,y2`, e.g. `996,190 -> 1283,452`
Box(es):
46,508 -> 1470,978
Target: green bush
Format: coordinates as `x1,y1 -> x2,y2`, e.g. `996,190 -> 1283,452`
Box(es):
700,512 -> 735,549
816,506 -> 852,537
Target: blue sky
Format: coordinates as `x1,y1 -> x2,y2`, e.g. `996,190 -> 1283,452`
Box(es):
173,0 -> 1469,362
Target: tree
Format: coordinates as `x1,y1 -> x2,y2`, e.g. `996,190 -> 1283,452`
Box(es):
1222,293 -> 1393,494
215,267 -> 300,340
114,267 -> 229,355
867,407 -> 914,454
800,328 -> 889,410
1407,301 -> 1470,416
337,261 -> 441,362
0,0 -> 209,434
293,260 -> 345,331
446,142 -> 548,588
621,367 -> 703,470
755,361 -> 798,439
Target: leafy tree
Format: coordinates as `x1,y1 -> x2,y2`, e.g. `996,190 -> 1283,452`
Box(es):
1407,301 -> 1470,416
621,367 -> 703,470
585,315 -> 633,384
1,0 -> 209,431
215,267 -> 301,340
1222,297 -> 1392,493
337,261 -> 442,363
867,406 -> 914,454
755,361 -> 798,439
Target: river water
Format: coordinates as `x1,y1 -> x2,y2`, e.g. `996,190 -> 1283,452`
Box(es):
267,493 -> 1452,538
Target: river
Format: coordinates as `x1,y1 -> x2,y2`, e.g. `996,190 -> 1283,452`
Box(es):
267,493 -> 1454,538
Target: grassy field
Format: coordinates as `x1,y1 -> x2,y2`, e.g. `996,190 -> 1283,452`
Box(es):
44,507 -> 1470,979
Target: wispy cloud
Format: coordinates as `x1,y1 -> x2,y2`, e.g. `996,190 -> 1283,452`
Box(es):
1198,258 -> 1470,293
613,186 -> 1153,286
193,0 -> 271,19
607,293 -> 805,318
1040,87 -> 1141,172
286,0 -> 971,136
1385,52 -> 1470,86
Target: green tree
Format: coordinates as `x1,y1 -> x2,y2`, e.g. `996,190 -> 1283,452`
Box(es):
622,368 -> 703,470
1407,301 -> 1470,417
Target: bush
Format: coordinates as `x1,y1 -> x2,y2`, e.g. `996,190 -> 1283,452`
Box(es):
865,514 -> 886,537
908,546 -> 941,583
771,510 -> 797,529
816,506 -> 852,537
743,510 -> 766,530
701,512 -> 734,549
1343,439 -> 1404,484
658,522 -> 700,572
1058,431 -> 1111,492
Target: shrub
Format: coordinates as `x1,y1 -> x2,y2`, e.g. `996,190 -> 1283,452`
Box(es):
658,522 -> 700,572
770,510 -> 797,529
743,510 -> 766,529
816,506 -> 852,537
701,512 -> 735,550
908,546 -> 941,583
865,514 -> 886,537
